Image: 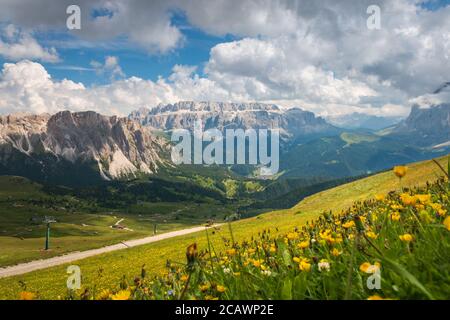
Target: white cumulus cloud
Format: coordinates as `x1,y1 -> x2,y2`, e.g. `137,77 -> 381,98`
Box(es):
0,24 -> 59,62
0,1 -> 449,119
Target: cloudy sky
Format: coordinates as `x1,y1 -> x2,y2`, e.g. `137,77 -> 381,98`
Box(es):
0,0 -> 449,118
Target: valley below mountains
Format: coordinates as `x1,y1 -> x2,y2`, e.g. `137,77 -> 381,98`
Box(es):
0,98 -> 449,268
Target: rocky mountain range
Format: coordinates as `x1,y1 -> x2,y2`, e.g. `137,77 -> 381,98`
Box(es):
0,111 -> 167,185
390,103 -> 450,148
129,101 -> 340,144
389,83 -> 450,148
0,92 -> 449,185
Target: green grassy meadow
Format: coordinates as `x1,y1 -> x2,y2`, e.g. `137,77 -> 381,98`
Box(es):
0,176 -> 237,266
0,156 -> 447,299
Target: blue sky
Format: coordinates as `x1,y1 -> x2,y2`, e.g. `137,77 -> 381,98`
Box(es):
1,12 -> 239,86
0,0 -> 448,117
0,0 -> 446,86
421,0 -> 450,10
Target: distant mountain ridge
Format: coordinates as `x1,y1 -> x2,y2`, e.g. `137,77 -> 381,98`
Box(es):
390,103 -> 450,147
390,82 -> 450,148
129,101 -> 340,144
326,113 -> 403,130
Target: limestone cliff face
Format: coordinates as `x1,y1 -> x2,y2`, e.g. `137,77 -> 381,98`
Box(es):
0,111 -> 167,181
129,101 -> 339,142
391,82 -> 450,148
391,103 -> 450,147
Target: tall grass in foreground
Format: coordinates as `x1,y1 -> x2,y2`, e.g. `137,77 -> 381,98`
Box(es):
21,161 -> 450,300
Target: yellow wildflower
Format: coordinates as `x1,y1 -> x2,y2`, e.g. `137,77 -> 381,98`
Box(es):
226,248 -> 236,256
111,290 -> 131,300
180,274 -> 189,282
399,233 -> 414,242
414,194 -> 431,204
297,240 -> 310,249
430,203 -> 447,216
252,260 -> 261,268
415,204 -> 425,210
393,166 -> 407,178
342,221 -> 355,229
391,204 -> 404,210
19,291 -> 35,300
331,248 -> 342,257
400,193 -> 416,206
97,289 -> 111,300
390,212 -> 401,221
444,216 -> 450,231
216,285 -> 226,293
200,284 -> 210,292
299,259 -> 311,272
360,262 -> 380,273
374,194 -> 385,201
367,295 -> 384,300
286,232 -> 299,240
366,231 -> 378,239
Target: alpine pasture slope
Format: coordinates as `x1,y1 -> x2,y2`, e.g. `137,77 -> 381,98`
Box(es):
0,155 -> 447,299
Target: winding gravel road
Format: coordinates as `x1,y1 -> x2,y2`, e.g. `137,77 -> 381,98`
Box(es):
0,224 -> 219,279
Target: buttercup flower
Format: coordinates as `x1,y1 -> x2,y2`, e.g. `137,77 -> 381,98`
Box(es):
253,260 -> 261,268
97,289 -> 111,300
180,275 -> 189,281
342,221 -> 355,229
414,194 -> 431,204
390,212 -> 401,221
19,291 -> 35,300
393,166 -> 407,178
216,285 -> 226,293
331,248 -> 342,257
111,290 -> 131,300
297,240 -> 310,249
444,216 -> 450,231
360,262 -> 380,273
299,259 -> 311,272
200,284 -> 210,292
431,203 -> 447,217
399,234 -> 414,242
287,232 -> 299,240
400,193 -> 416,206
366,231 -> 378,239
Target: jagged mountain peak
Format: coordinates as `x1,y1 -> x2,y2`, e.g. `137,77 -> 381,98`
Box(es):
149,101 -> 282,114
391,102 -> 450,148
0,110 -> 167,184
129,101 -> 339,142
